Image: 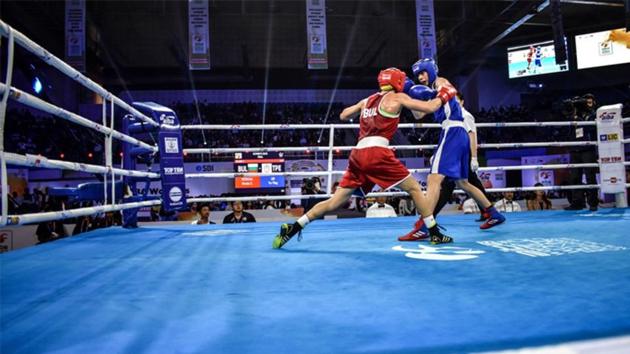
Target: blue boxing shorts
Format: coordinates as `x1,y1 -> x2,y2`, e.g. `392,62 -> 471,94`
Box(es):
430,124 -> 470,180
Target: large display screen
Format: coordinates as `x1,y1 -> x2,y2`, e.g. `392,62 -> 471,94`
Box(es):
575,28 -> 630,69
507,39 -> 569,78
234,151 -> 285,193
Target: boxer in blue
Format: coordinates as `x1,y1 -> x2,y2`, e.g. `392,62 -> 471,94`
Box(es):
399,58 -> 505,240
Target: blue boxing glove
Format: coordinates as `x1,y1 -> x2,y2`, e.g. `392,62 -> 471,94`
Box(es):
403,78 -> 414,94
408,84 -> 436,101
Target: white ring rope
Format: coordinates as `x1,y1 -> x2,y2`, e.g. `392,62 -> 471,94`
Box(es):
0,83 -> 157,152
4,152 -> 159,178
7,200 -> 162,226
181,121 -> 596,131
188,184 -> 620,204
0,20 -> 158,128
184,162 -> 601,180
184,141 -> 596,155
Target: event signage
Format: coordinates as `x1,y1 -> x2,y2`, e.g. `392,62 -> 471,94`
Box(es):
159,129 -> 187,210
415,0 -> 437,59
188,0 -> 211,70
65,0 -> 86,72
306,0 -> 329,69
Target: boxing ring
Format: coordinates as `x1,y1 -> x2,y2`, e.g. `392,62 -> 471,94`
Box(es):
2,19 -> 630,353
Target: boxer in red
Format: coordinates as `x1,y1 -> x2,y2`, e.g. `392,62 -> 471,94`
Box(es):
273,67 -> 457,249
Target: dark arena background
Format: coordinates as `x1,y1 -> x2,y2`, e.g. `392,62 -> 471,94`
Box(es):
1,1 -> 630,353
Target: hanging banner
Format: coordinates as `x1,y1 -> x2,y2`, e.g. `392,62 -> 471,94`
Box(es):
596,104 -> 626,194
415,0 -> 437,60
188,0 -> 211,70
306,0 -> 328,70
65,0 -> 86,72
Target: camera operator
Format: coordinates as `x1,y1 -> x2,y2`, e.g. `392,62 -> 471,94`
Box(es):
563,93 -> 599,211
301,177 -> 325,213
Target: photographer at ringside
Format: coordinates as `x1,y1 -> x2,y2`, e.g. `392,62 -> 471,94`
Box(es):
562,93 -> 599,211
301,177 -> 325,213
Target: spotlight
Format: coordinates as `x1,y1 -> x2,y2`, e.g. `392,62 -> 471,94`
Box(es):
33,77 -> 43,94
59,153 -> 65,159
88,152 -> 93,158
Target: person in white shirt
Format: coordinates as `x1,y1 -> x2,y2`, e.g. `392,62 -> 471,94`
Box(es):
191,204 -> 216,225
494,192 -> 522,213
366,196 -> 397,218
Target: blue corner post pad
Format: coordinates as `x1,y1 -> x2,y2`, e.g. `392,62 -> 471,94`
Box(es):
131,102 -> 187,214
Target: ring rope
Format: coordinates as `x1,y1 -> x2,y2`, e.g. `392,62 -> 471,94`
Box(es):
7,200 -> 162,226
4,152 -> 159,178
184,162 -> 601,180
188,183 -> 619,204
0,20 -> 158,128
181,121 -> 597,131
0,84 -> 157,152
184,141 -> 597,155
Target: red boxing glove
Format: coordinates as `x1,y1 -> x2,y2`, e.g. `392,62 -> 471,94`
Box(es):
436,85 -> 458,104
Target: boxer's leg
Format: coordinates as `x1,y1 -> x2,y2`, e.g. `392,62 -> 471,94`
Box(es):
273,187 -> 356,249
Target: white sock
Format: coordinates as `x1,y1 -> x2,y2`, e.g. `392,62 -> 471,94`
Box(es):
297,215 -> 310,228
423,215 -> 436,229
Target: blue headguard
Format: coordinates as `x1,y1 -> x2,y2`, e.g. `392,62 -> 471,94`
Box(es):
411,58 -> 438,85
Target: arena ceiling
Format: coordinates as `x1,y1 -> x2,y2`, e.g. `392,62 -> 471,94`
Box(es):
0,0 -> 626,89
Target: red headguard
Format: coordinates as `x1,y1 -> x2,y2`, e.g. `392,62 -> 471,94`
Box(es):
377,67 -> 407,93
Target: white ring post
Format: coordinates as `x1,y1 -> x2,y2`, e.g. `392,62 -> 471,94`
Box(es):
0,29 -> 14,226
326,126 -> 335,195
596,104 -> 627,208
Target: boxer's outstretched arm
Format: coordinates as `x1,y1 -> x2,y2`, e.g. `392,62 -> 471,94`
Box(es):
395,93 -> 443,114
434,77 -> 452,90
340,99 -> 365,121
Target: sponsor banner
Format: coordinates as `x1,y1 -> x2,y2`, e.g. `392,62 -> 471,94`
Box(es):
477,170 -> 506,189
521,154 -> 570,187
159,130 -> 187,210
596,104 -> 626,193
65,0 -> 86,72
188,0 -> 211,70
306,0 -> 328,69
415,0 -> 437,59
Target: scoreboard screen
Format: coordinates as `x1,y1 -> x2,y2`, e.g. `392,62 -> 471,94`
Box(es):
507,39 -> 569,78
234,152 -> 286,193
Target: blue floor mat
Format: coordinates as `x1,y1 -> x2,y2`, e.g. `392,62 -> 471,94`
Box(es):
2,209 -> 630,353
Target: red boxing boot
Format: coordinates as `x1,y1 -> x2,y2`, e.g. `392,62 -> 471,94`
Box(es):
398,218 -> 429,241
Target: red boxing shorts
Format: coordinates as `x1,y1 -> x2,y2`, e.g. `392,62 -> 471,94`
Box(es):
339,146 -> 411,196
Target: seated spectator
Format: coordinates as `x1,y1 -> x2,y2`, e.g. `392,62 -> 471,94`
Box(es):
72,216 -> 92,235
527,183 -> 553,210
192,204 -> 215,225
366,196 -> 397,218
398,197 -> 415,216
36,206 -> 67,243
462,198 -> 480,214
223,201 -> 256,224
494,192 -> 522,212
